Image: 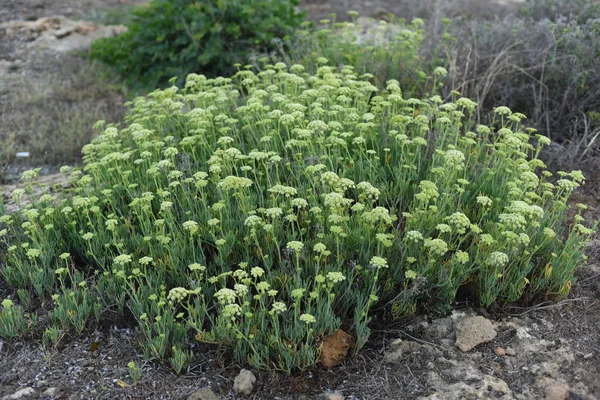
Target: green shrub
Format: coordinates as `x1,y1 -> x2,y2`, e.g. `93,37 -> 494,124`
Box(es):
90,0 -> 304,90
0,64 -> 594,372
519,0 -> 600,23
271,15 -> 452,99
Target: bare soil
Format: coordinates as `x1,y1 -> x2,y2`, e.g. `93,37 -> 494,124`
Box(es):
0,1 -> 598,399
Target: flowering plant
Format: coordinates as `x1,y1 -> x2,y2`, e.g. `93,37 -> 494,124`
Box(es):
0,62 -> 594,371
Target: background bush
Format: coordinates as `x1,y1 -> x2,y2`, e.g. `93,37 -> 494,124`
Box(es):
440,13 -> 600,161
90,0 -> 304,90
0,64 -> 593,372
274,15 -> 449,98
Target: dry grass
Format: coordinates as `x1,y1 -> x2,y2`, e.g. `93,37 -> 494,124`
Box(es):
0,56 -> 126,178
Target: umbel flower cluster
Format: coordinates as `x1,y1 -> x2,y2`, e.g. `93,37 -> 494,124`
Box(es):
0,62 -> 594,372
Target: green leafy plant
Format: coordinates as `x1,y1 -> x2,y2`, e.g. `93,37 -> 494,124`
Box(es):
0,299 -> 30,340
127,361 -> 143,384
91,0 -> 304,90
0,63 -> 594,372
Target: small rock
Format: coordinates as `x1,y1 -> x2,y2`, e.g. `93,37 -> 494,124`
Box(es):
481,375 -> 510,395
454,316 -> 497,352
233,369 -> 256,396
533,362 -> 561,378
2,387 -> 35,400
425,317 -> 454,340
385,339 -> 422,362
505,347 -> 516,356
316,391 -> 344,400
41,388 -> 57,397
495,347 -> 506,356
187,387 -> 219,400
545,382 -> 569,400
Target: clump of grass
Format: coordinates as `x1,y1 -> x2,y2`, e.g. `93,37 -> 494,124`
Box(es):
0,63 -> 594,372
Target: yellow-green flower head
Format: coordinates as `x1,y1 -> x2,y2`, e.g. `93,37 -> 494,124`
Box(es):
488,251 -> 509,268
498,213 -> 527,231
424,239 -> 448,257
476,196 -> 492,207
271,302 -> 287,314
265,207 -> 283,219
446,212 -> 471,234
300,313 -> 316,324
362,207 -> 393,225
207,218 -> 220,227
291,288 -> 305,299
160,201 -> 173,212
59,252 -> 70,260
286,241 -> 304,253
291,198 -> 308,208
268,184 -> 297,197
326,272 -> 346,283
215,288 -> 237,304
244,215 -> 264,228
234,284 -> 249,296
114,254 -> 133,265
222,304 -> 242,320
105,219 -> 118,231
454,250 -> 470,264
433,66 -> 448,77
256,281 -> 271,293
356,182 -> 381,201
11,189 -> 26,202
493,106 -> 512,116
182,220 -> 199,234
320,171 -> 340,187
217,175 -> 252,192
22,209 -> 39,221
189,263 -> 206,273
26,249 -> 41,259
436,224 -> 452,233
444,149 -> 466,170
405,270 -> 417,280
406,230 -> 424,243
251,267 -> 265,278
139,256 -> 153,266
1,299 -> 14,309
415,180 -> 439,202
369,256 -> 388,269
324,192 -> 353,209
543,228 -> 556,239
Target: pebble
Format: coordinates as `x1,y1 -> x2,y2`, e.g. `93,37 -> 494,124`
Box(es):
42,388 -> 57,397
1,387 -> 35,400
545,382 -> 569,400
495,347 -> 506,356
233,369 -> 256,396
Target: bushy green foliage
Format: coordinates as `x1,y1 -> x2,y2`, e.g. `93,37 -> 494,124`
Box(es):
519,0 -> 600,23
275,14 -> 451,98
90,0 -> 304,89
0,64 -> 594,372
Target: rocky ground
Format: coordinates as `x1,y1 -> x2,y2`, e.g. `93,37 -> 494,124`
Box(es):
1,0 -> 599,399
